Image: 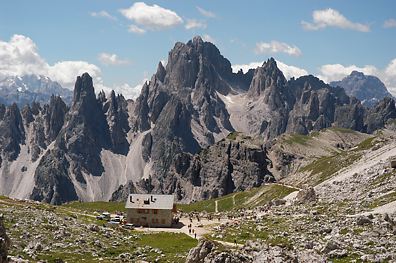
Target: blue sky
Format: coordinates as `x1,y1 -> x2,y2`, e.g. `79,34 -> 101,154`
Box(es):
0,0 -> 395,97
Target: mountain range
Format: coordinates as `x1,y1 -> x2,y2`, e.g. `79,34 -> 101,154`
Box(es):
0,36 -> 395,204
0,74 -> 72,107
330,70 -> 393,107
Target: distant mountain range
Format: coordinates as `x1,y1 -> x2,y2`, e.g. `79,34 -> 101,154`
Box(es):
0,74 -> 72,106
0,36 -> 395,205
330,71 -> 393,107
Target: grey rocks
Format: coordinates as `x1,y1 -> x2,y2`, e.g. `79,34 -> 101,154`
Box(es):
0,103 -> 25,162
186,239 -> 248,263
163,134 -> 274,202
243,61 -> 396,140
248,58 -> 286,98
356,216 -> 372,226
185,239 -> 214,263
186,239 -> 327,263
296,187 -> 317,204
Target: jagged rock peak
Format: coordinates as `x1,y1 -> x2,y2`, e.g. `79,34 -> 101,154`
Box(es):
110,90 -> 116,101
21,104 -> 34,124
163,36 -> 235,92
108,90 -> 119,112
263,57 -> 278,70
46,95 -> 67,141
192,35 -> 204,44
0,103 -> 25,161
98,90 -> 106,103
248,57 -> 286,97
73,72 -> 95,104
155,61 -> 166,82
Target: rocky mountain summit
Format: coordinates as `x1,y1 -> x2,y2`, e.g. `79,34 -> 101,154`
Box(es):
330,71 -> 393,107
0,37 -> 396,204
0,74 -> 72,106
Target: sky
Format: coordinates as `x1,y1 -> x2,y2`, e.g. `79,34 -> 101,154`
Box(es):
0,0 -> 395,98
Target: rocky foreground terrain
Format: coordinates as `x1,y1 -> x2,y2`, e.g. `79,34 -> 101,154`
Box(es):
0,128 -> 395,262
0,197 -> 197,262
185,128 -> 396,262
187,202 -> 396,262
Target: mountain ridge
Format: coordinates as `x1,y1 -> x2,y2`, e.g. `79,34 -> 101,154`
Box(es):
0,37 -> 395,204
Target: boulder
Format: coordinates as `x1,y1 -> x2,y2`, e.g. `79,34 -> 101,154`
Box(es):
186,239 -> 214,263
356,216 -> 372,226
296,187 -> 317,203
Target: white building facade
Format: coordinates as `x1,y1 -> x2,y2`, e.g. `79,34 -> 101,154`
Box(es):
125,194 -> 175,227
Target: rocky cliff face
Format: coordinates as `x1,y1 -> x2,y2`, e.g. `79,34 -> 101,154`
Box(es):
228,60 -> 396,139
125,36 -> 256,199
30,73 -> 127,204
330,71 -> 393,107
0,103 -> 25,162
286,75 -> 361,134
365,97 -> 396,133
114,133 -> 274,202
0,37 -> 395,204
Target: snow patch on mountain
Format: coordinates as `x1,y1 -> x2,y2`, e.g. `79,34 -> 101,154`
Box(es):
0,74 -> 72,106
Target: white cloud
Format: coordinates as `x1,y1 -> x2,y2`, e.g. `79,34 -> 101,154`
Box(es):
90,11 -> 116,21
232,62 -> 262,74
185,19 -> 207,30
254,41 -> 302,57
382,59 -> 396,94
103,79 -> 147,100
0,34 -> 102,90
196,6 -> 216,18
232,60 -> 308,80
318,59 -> 396,95
0,34 -> 146,99
202,34 -> 215,43
128,24 -> 146,34
48,61 -> 102,89
302,8 -> 370,32
384,59 -> 396,77
276,61 -> 309,80
384,18 -> 396,28
98,52 -> 129,65
318,64 -> 378,83
0,34 -> 48,77
120,2 -> 183,30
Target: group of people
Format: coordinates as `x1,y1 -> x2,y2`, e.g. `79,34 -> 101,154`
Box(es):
187,223 -> 197,239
